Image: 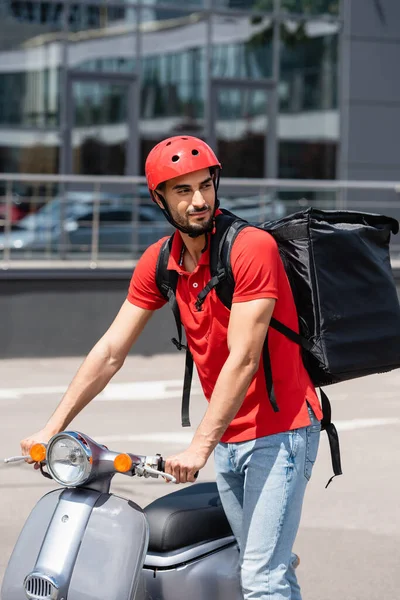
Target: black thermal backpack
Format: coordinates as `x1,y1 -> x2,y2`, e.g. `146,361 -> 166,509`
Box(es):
155,207 -> 400,485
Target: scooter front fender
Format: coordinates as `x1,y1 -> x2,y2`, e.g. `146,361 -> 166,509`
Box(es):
2,487 -> 149,600
2,488 -> 63,600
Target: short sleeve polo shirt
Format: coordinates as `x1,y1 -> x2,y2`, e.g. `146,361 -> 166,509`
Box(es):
127,224 -> 322,443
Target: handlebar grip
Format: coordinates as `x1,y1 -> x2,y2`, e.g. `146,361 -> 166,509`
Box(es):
159,459 -> 199,480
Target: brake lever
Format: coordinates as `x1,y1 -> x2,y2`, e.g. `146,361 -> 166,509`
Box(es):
143,465 -> 176,483
39,462 -> 53,480
159,459 -> 199,480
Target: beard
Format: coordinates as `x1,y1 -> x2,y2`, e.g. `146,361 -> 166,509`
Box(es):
169,204 -> 214,236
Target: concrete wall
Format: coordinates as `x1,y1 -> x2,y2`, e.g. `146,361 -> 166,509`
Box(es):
0,270 -> 175,358
1,267 -> 400,359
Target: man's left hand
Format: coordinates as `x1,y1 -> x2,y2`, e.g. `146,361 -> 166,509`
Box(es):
165,448 -> 207,484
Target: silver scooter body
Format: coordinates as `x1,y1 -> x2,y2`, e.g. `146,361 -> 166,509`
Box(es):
2,488 -> 149,600
2,431 -> 241,600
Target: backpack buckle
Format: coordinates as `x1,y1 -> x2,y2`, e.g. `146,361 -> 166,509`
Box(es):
171,337 -> 187,351
194,298 -> 204,312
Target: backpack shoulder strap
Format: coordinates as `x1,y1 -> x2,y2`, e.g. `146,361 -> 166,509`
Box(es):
155,234 -> 176,302
210,212 -> 313,352
155,234 -> 193,427
155,234 -> 185,351
195,209 -> 249,311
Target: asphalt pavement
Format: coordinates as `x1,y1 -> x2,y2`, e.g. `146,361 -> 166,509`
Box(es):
0,354 -> 399,599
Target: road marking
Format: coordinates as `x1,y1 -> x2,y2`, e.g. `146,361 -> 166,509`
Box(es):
93,432 -> 194,445
0,380 -> 202,401
95,381 -> 202,401
92,418 -> 400,446
328,391 -> 400,401
335,418 -> 400,431
0,381 -> 397,405
0,386 -> 66,399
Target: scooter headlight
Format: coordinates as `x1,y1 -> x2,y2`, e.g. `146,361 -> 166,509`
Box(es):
47,433 -> 92,487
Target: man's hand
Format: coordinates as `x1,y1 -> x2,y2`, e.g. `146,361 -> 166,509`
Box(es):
20,428 -> 56,468
165,448 -> 207,484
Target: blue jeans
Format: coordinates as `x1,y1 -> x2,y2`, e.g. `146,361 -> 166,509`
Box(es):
214,405 -> 321,600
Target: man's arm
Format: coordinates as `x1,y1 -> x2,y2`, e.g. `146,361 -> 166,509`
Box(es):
166,297 -> 276,483
21,300 -> 153,458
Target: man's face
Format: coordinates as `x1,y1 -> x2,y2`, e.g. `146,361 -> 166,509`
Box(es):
157,168 -> 216,235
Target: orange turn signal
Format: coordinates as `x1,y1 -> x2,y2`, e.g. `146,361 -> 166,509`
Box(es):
114,453 -> 133,473
30,443 -> 47,463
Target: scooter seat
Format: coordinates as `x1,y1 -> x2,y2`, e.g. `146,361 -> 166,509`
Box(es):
144,482 -> 233,552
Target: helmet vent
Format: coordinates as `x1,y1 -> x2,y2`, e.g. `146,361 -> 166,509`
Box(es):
181,137 -> 188,140
166,141 -> 172,146
171,155 -> 180,162
192,149 -> 199,156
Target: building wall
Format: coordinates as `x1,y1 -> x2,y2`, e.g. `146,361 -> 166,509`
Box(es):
339,0 -> 400,215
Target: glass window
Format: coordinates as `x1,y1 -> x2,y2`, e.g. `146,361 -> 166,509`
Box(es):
213,1 -> 274,10
4,1 -> 65,26
77,209 -> 133,224
279,20 -> 338,113
0,1 -> 64,127
66,4 -> 138,72
0,1 -> 63,173
278,20 -> 339,179
71,79 -> 132,176
281,1 -> 340,16
212,14 -> 273,79
213,86 -> 269,178
140,9 -> 207,172
279,141 -> 336,178
141,0 -> 205,7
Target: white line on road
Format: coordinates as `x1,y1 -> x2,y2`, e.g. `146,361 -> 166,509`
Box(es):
0,380 -> 202,401
334,417 -> 400,431
328,391 -> 400,401
1,381 -> 398,404
93,432 -> 194,445
92,417 -> 400,446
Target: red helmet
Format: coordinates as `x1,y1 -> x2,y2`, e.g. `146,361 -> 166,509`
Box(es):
145,136 -> 221,191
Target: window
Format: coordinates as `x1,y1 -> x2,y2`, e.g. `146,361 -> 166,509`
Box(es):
282,1 -> 340,16
140,9 -> 207,172
0,1 -> 63,173
212,14 -> 273,80
278,20 -> 339,180
67,4 -> 138,73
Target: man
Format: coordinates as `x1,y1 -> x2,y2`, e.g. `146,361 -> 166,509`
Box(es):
21,136 -> 322,600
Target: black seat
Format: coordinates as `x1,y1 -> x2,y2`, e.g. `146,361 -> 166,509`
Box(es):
144,482 -> 233,553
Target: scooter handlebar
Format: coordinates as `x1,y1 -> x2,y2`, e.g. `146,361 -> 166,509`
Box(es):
3,455 -> 28,464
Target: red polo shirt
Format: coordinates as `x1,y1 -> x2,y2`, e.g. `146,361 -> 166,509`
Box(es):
127,224 -> 322,443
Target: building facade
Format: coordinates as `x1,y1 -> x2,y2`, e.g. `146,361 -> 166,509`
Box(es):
0,0 -> 342,181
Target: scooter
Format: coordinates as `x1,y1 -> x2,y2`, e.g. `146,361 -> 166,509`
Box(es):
1,430 -> 242,600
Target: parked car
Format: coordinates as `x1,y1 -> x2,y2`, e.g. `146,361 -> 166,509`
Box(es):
219,193 -> 286,222
0,187 -> 288,256
0,199 -> 25,229
0,191 -> 172,255
0,183 -> 54,230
